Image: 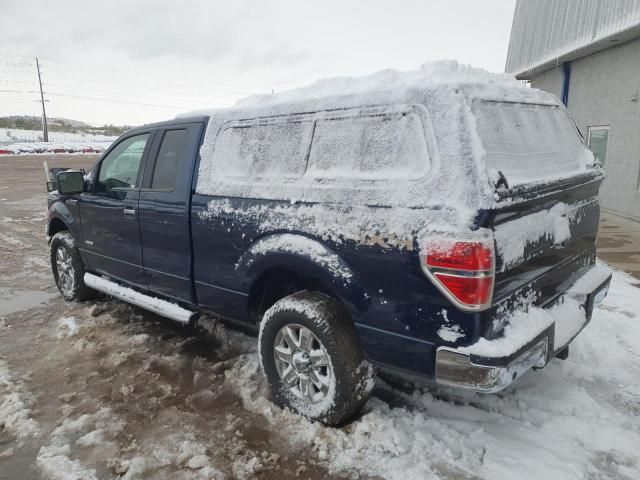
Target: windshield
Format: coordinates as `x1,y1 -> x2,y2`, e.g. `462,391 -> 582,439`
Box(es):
474,101 -> 592,186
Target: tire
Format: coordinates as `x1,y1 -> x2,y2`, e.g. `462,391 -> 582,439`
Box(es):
259,290 -> 374,426
50,231 -> 97,301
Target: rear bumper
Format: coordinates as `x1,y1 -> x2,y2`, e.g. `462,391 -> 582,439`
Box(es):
435,265 -> 612,393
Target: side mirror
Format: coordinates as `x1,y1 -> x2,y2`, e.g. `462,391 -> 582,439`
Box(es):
56,170 -> 85,195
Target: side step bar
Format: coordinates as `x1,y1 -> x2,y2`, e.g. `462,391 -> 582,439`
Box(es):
84,273 -> 196,324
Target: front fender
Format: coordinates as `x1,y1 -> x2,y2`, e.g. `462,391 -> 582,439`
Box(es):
47,198 -> 80,240
237,233 -> 369,312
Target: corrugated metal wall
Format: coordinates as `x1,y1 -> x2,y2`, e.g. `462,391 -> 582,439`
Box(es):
506,0 -> 640,77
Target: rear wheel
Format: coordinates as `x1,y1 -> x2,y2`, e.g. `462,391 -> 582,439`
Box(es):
259,290 -> 374,425
50,231 -> 97,301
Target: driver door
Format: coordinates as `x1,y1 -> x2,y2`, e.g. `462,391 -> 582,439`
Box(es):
79,131 -> 154,289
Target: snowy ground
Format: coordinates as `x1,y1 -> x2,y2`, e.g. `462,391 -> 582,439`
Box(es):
0,127 -> 116,145
0,128 -> 115,155
1,155 -> 640,480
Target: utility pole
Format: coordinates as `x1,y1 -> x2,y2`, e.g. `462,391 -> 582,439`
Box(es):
35,57 -> 49,142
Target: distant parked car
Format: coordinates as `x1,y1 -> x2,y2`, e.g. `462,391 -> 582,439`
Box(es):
47,144 -> 67,154
10,143 -> 35,153
32,143 -> 47,153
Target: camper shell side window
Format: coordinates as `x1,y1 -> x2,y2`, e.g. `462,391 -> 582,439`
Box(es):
203,104 -> 433,203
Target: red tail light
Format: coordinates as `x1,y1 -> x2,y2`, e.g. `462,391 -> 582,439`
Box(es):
421,236 -> 495,311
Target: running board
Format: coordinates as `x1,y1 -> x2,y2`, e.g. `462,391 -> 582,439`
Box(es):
84,273 -> 196,324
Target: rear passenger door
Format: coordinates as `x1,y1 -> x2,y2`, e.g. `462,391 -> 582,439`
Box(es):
138,123 -> 204,303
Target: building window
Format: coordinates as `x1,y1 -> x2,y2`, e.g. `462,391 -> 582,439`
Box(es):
587,126 -> 609,167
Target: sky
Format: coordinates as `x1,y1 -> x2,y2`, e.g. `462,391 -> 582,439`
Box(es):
0,0 -> 517,126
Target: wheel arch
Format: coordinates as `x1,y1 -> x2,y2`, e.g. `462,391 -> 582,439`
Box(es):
239,233 -> 369,324
47,201 -> 80,241
48,216 -> 69,238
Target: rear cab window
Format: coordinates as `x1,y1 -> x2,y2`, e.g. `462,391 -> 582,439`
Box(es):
150,129 -> 188,190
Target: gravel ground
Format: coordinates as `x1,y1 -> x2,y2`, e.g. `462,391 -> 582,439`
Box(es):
1,155 -> 640,480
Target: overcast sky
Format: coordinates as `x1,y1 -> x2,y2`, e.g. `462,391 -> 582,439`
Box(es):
0,0 -> 516,126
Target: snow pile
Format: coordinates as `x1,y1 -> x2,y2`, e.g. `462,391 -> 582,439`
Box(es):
56,316 -> 80,338
224,353 -> 486,479
37,445 -> 99,480
37,407 -> 122,480
0,359 -> 39,442
224,266 -> 640,480
235,60 -> 521,108
36,401 -> 224,480
114,431 -> 225,480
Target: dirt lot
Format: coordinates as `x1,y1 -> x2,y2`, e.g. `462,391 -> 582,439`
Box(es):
1,155 -> 640,480
0,155 -> 360,479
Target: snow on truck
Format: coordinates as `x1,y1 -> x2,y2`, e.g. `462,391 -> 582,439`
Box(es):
46,62 -> 612,425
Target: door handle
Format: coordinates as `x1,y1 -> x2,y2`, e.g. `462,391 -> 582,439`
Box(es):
123,208 -> 136,216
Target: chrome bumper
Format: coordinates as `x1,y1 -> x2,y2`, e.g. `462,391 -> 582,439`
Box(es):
435,339 -> 548,393
435,268 -> 612,393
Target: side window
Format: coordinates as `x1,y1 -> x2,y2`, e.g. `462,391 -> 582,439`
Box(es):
210,120 -> 314,180
587,126 -> 609,167
151,129 -> 187,190
96,134 -> 149,193
306,112 -> 429,179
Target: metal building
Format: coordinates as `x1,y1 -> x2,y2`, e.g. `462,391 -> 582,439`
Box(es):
506,0 -> 640,220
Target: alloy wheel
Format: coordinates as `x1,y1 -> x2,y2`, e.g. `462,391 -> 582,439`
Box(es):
55,246 -> 75,295
273,323 -> 333,404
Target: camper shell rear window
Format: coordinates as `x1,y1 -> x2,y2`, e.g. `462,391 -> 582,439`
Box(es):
473,100 -> 591,186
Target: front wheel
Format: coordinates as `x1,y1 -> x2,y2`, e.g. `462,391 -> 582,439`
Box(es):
259,290 -> 374,425
50,231 -> 97,301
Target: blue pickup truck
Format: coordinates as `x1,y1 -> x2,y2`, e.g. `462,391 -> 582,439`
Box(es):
47,78 -> 612,425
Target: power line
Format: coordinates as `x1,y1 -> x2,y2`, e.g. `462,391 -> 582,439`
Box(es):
1,56 -> 260,123
43,57 -> 265,92
3,58 -> 260,100
0,89 -> 41,95
43,82 -> 236,104
45,91 -> 197,111
40,66 -> 259,98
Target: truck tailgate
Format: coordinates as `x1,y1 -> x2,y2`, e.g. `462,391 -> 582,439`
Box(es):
491,175 -> 602,305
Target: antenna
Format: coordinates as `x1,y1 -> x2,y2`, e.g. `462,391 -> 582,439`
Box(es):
36,57 -> 49,142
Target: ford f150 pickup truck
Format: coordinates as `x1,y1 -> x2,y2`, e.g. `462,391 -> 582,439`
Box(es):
47,76 -> 612,425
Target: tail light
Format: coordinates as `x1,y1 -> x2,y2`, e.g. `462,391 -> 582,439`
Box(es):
420,235 -> 495,311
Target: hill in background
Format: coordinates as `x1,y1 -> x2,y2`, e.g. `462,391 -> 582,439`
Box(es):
0,116 -> 132,137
